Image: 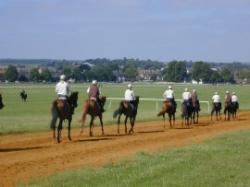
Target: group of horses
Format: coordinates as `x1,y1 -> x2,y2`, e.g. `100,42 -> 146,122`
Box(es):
50,92 -> 139,143
47,92 -> 237,143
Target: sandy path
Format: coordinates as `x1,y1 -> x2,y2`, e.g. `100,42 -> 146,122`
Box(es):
0,111 -> 250,187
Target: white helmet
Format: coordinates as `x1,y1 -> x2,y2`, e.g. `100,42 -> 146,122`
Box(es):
193,89 -> 196,93
226,90 -> 229,94
168,85 -> 172,89
128,83 -> 132,89
185,87 -> 188,92
232,92 -> 235,95
214,92 -> 218,95
92,80 -> 97,85
60,74 -> 65,80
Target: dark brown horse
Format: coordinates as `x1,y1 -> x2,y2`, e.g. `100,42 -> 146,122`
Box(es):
224,101 -> 233,121
0,94 -> 4,110
80,96 -> 106,136
113,96 -> 139,134
157,100 -> 176,128
191,100 -> 200,124
181,100 -> 193,128
211,102 -> 222,121
50,92 -> 78,143
231,102 -> 239,119
20,90 -> 27,102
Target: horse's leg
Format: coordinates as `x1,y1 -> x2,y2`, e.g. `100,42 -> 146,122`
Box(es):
99,115 -> 104,135
89,117 -> 94,137
124,116 -> 128,134
163,113 -> 166,129
173,113 -> 175,127
197,111 -> 199,124
129,117 -> 135,134
117,114 -> 121,134
68,118 -> 72,141
57,119 -> 63,143
168,113 -> 172,128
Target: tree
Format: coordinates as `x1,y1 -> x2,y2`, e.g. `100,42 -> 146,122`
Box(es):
163,61 -> 187,82
192,61 -> 213,83
123,63 -> 137,81
29,68 -> 41,81
5,65 -> 18,82
63,67 -> 72,79
220,68 -> 234,83
40,69 -> 52,82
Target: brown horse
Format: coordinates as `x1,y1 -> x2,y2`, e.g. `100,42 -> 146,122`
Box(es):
50,92 -> 78,143
191,100 -> 200,124
181,100 -> 193,128
224,101 -> 233,121
80,96 -> 106,136
0,93 -> 4,110
113,96 -> 139,134
157,100 -> 176,128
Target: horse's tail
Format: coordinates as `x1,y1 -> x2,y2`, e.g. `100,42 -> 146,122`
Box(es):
158,102 -> 168,117
50,100 -> 58,129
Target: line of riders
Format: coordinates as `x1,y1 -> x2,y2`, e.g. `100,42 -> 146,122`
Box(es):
54,74 -> 239,122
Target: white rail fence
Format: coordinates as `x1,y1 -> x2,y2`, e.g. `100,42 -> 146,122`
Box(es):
106,97 -> 211,113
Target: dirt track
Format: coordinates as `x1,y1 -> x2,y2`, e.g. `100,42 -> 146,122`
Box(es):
1,111 -> 250,187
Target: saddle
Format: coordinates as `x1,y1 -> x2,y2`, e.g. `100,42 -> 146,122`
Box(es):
56,99 -> 71,118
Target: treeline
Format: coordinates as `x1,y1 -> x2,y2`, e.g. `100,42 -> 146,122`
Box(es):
1,58 -> 250,83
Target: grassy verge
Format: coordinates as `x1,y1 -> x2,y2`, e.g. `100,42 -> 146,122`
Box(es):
22,129 -> 250,187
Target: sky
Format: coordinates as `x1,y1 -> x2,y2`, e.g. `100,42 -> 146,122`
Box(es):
0,0 -> 250,62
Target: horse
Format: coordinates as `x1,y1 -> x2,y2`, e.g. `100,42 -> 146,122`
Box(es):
211,102 -> 222,121
0,94 -> 4,110
181,100 -> 193,128
50,92 -> 78,143
231,102 -> 239,119
191,100 -> 200,124
20,91 -> 27,102
113,96 -> 139,134
80,96 -> 106,136
224,101 -> 233,121
157,100 -> 176,128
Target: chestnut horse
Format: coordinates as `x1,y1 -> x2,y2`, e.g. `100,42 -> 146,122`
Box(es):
224,101 -> 233,121
191,100 -> 200,124
113,96 -> 139,134
80,96 -> 106,136
50,92 -> 78,143
157,100 -> 176,128
181,100 -> 193,128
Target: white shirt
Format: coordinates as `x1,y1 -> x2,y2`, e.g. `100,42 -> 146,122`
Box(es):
124,89 -> 135,101
231,95 -> 238,102
163,89 -> 174,99
212,94 -> 220,103
55,81 -> 69,97
182,91 -> 191,101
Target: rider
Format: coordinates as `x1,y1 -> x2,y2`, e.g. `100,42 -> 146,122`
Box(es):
55,74 -> 70,112
212,91 -> 221,109
163,85 -> 177,111
124,83 -> 136,111
191,89 -> 200,111
231,92 -> 239,110
182,87 -> 192,106
87,80 -> 104,112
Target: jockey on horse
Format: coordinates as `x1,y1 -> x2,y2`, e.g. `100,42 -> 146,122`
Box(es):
86,80 -> 105,113
182,87 -> 192,106
212,91 -> 221,110
231,92 -> 239,110
191,89 -> 200,111
163,85 -> 177,112
124,83 -> 136,112
55,74 -> 70,116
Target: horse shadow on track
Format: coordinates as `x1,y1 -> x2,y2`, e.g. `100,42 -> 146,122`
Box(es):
0,145 -> 49,153
73,137 -> 113,143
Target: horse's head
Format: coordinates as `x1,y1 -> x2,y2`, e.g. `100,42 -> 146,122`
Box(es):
69,92 -> 79,108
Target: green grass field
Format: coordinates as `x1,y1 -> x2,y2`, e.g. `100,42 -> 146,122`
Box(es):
1,83 -> 250,134
22,129 -> 250,187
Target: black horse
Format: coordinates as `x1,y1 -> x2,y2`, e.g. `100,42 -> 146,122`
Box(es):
20,90 -> 27,102
113,96 -> 139,134
157,100 -> 176,128
0,94 -> 4,110
211,102 -> 222,121
181,100 -> 193,128
80,96 -> 106,136
231,102 -> 239,119
50,92 -> 78,143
